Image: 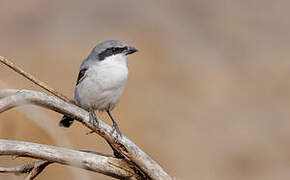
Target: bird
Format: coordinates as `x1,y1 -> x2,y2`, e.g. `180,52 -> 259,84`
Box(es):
59,40 -> 138,136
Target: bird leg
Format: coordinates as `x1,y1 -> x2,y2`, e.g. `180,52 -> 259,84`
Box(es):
106,110 -> 122,139
89,108 -> 99,128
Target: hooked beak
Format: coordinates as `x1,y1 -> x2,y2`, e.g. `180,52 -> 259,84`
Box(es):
125,46 -> 138,55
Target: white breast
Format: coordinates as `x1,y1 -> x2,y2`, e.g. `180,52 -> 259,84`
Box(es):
74,54 -> 128,111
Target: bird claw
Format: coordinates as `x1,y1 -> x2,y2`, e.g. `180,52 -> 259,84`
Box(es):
111,122 -> 122,142
89,110 -> 99,128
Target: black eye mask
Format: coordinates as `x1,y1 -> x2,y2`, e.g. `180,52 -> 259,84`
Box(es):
98,47 -> 127,61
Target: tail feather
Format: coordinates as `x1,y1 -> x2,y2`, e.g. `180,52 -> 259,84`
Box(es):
59,115 -> 74,127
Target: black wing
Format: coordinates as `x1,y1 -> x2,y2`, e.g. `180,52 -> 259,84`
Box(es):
76,68 -> 87,85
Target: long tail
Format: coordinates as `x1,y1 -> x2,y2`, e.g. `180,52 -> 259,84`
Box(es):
59,115 -> 74,127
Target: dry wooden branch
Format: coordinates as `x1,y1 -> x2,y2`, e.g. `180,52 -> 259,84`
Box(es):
0,55 -> 173,179
0,139 -> 137,179
0,89 -> 172,180
25,160 -> 52,180
0,56 -> 71,103
0,159 -> 52,180
0,160 -> 50,175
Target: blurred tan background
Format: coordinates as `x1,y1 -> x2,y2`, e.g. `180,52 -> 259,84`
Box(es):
1,0 -> 290,180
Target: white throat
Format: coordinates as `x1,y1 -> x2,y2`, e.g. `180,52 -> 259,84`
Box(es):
101,54 -> 128,67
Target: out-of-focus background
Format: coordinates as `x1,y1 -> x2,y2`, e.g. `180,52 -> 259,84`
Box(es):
1,1 -> 290,179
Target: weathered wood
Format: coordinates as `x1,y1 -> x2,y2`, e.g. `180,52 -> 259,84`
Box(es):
0,89 -> 172,180
0,140 -> 136,179
0,160 -> 50,175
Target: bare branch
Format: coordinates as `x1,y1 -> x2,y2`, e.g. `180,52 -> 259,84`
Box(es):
0,139 -> 138,179
0,160 -> 52,179
0,84 -> 92,180
0,160 -> 50,175
0,56 -> 72,103
0,89 -> 172,180
0,54 -> 173,179
25,160 -> 52,180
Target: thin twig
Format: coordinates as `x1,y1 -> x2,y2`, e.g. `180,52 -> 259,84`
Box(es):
0,55 -> 173,179
0,160 -> 52,180
0,160 -> 49,174
0,56 -> 72,103
25,160 -> 52,180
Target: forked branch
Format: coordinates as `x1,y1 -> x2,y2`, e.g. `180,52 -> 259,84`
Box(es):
0,140 -> 136,179
0,56 -> 173,180
0,160 -> 51,177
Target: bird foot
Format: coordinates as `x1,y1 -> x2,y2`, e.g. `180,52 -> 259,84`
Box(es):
111,122 -> 122,142
89,110 -> 99,128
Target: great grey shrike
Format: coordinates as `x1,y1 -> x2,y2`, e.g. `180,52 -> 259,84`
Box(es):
59,40 -> 138,136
